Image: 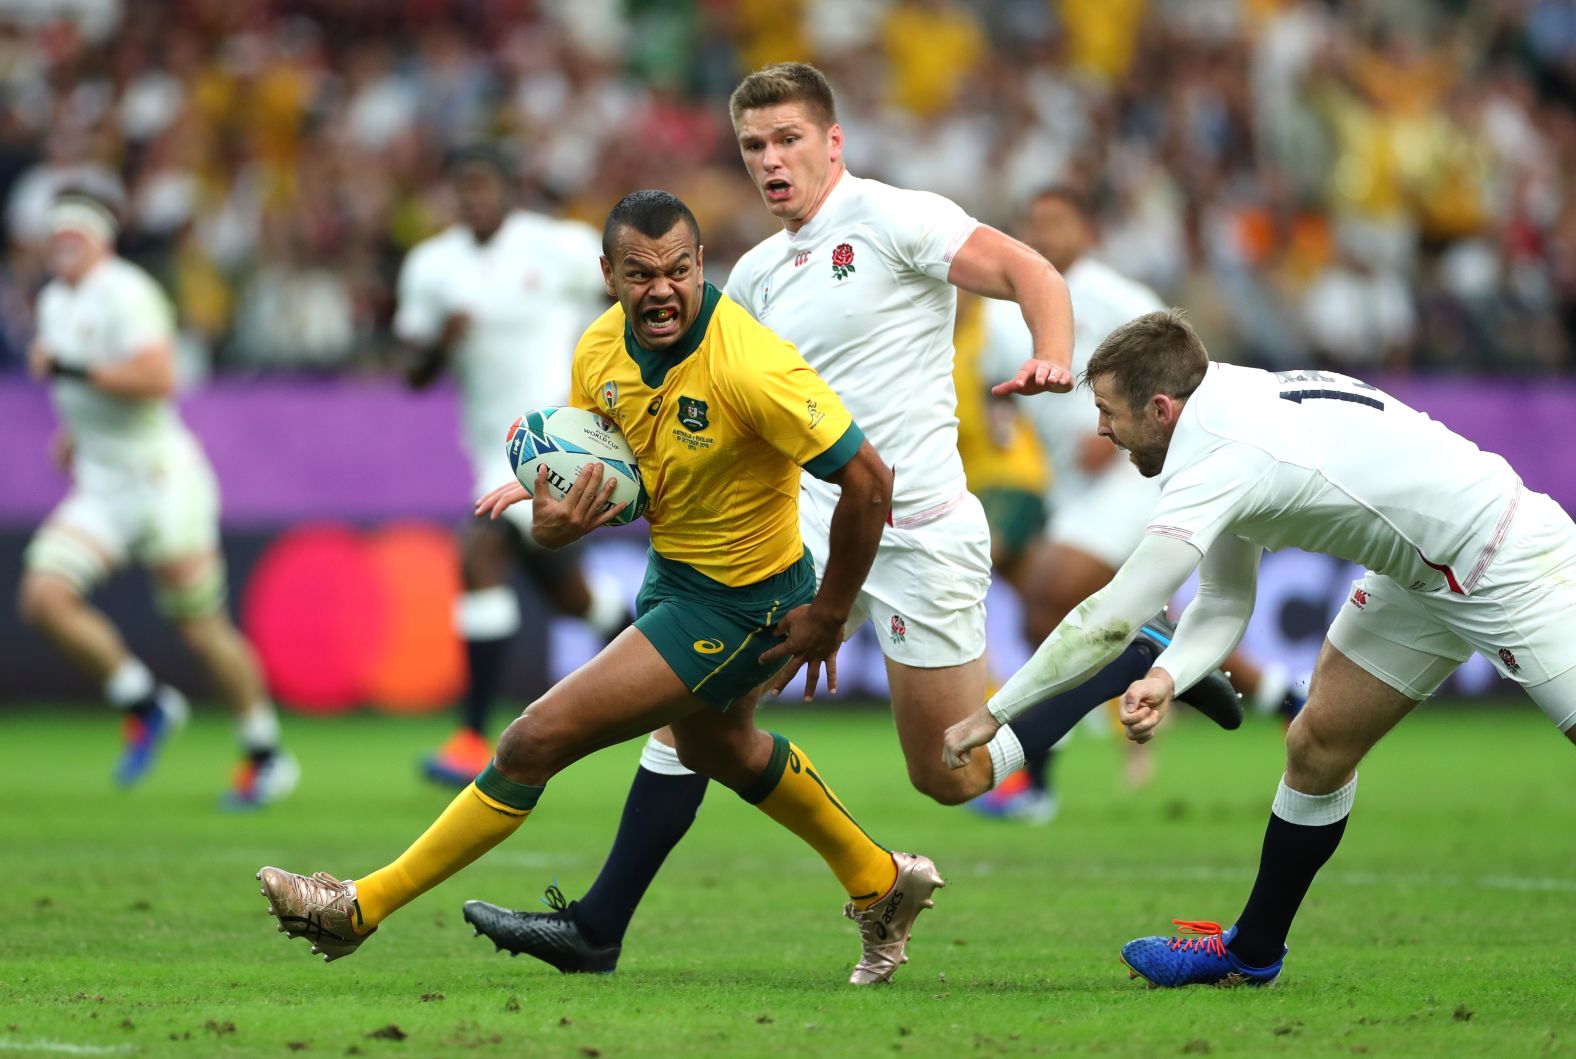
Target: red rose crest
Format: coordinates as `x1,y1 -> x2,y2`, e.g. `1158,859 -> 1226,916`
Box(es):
1350,587 -> 1368,609
831,241 -> 856,281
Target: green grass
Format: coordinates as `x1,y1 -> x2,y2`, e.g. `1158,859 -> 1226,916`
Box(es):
1,703 -> 1573,1058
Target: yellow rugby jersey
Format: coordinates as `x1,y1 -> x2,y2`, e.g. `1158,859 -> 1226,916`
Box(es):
952,292 -> 1049,495
571,282 -> 863,587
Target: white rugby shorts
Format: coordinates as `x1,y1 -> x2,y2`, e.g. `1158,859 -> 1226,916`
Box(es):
26,443 -> 222,598
800,487 -> 991,668
1327,488 -> 1576,731
1047,464 -> 1158,569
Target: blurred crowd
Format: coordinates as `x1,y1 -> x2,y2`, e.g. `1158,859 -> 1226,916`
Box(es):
0,0 -> 1573,377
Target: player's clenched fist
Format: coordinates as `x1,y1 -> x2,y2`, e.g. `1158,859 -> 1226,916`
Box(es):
1120,671 -> 1175,744
942,707 -> 1001,770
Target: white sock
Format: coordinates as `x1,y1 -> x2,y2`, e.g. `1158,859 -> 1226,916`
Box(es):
104,658 -> 155,709
1252,663 -> 1291,715
455,586 -> 521,640
986,725 -> 1026,788
639,734 -> 695,776
237,703 -> 282,754
585,572 -> 628,638
1271,773 -> 1357,826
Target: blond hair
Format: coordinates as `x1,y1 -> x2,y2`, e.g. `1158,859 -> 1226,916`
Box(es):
728,62 -> 837,128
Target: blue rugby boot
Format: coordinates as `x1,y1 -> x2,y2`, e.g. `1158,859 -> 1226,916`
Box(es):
1137,614 -> 1243,731
1120,920 -> 1283,988
115,685 -> 189,788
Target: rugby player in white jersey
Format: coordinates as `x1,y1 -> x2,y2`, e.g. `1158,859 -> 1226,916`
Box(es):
943,308 -> 1576,987
972,187 -> 1304,819
463,62 -> 1241,974
18,192 -> 296,807
395,147 -> 626,786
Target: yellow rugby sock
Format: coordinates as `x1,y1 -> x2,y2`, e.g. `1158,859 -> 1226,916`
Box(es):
741,734 -> 897,908
352,764 -> 540,931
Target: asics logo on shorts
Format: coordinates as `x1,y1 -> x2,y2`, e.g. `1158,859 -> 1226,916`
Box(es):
692,638 -> 725,655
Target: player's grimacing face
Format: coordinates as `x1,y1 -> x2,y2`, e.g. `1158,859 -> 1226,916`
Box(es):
602,222 -> 704,351
1092,374 -> 1170,478
734,102 -> 843,228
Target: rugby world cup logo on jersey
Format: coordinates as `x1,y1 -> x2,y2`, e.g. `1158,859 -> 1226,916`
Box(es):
677,396 -> 709,432
601,380 -> 619,416
831,242 -> 856,281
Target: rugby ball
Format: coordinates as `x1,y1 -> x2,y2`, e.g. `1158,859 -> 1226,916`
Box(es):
505,407 -> 648,526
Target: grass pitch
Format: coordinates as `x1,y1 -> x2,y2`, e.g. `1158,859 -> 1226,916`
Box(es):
1,701 -> 1572,1058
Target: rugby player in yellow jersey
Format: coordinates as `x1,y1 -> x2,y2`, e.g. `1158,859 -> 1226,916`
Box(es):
256,190 -> 945,985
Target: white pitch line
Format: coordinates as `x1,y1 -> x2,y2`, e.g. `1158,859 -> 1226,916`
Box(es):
1014,861 -> 1576,894
0,1041 -> 136,1055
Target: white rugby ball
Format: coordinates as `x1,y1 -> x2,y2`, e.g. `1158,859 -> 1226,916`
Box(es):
505,407 -> 648,526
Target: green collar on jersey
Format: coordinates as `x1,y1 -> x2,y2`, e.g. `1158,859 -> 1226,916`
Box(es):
623,282 -> 722,388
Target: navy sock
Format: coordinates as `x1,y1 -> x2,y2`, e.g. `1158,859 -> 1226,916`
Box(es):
1228,811 -> 1348,968
571,765 -> 710,947
461,636 -> 509,736
1024,748 -> 1054,792
1005,638 -> 1158,759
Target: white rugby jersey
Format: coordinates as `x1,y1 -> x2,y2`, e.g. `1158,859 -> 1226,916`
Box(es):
724,172 -> 979,512
37,256 -> 194,470
982,255 -> 1163,505
395,210 -> 607,467
1148,364 -> 1523,595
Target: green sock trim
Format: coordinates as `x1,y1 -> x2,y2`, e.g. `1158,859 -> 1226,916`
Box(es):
475,763 -> 544,811
739,732 -> 791,805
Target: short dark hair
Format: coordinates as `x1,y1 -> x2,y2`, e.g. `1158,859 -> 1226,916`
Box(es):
601,189 -> 701,260
1083,308 -> 1209,411
728,62 -> 837,128
446,144 -> 515,183
1024,184 -> 1092,221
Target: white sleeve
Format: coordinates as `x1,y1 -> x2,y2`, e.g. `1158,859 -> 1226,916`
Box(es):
393,246 -> 445,345
1145,446 -> 1272,557
1153,534 -> 1261,693
872,186 -> 979,283
114,270 -> 175,356
722,258 -> 758,318
986,533 -> 1204,723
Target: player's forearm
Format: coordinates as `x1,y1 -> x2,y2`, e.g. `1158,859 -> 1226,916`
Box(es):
1007,254 -> 1073,371
402,340 -> 450,390
89,346 -> 175,399
986,534 -> 1201,723
811,449 -> 892,623
1152,538 -> 1261,692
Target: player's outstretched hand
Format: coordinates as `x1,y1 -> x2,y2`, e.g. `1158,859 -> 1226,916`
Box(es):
475,480 -> 529,520
942,707 -> 1000,770
1120,670 -> 1176,744
760,605 -> 844,701
527,463 -> 626,549
991,357 -> 1074,397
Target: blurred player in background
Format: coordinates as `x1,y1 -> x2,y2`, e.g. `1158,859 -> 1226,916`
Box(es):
972,186 -> 1304,822
943,309 -> 1576,987
465,62 -> 1241,975
395,147 -> 627,787
17,192 -> 296,808
261,190 -> 945,986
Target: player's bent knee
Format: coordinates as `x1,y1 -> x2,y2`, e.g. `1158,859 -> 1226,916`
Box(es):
907,762 -> 983,806
1284,711 -> 1359,788
17,573 -> 79,629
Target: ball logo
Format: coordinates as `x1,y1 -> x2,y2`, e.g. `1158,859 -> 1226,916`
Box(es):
831,242 -> 856,281
692,638 -> 725,655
